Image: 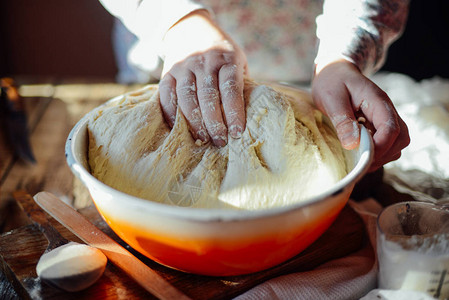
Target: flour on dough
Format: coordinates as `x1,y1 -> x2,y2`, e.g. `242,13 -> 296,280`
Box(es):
87,80 -> 347,210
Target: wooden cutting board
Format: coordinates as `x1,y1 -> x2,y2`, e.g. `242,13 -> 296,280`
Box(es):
0,198 -> 365,300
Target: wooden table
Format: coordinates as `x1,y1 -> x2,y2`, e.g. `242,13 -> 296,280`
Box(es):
0,78 -> 413,299
0,79 -> 146,220
0,79 -> 147,297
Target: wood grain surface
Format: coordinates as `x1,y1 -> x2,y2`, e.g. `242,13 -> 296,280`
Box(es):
0,81 -> 146,233
0,81 -> 145,298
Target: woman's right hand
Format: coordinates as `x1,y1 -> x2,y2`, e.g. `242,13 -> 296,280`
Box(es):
160,9 -> 248,147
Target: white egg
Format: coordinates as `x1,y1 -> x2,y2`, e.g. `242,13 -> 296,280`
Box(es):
36,242 -> 107,292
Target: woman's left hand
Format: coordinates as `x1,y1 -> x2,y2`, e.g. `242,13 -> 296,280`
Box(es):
312,60 -> 410,171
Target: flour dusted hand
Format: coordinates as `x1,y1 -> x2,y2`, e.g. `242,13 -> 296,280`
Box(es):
312,60 -> 410,171
160,9 -> 247,147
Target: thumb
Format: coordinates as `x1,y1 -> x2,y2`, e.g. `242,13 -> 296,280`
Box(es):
331,113 -> 360,150
313,85 -> 360,150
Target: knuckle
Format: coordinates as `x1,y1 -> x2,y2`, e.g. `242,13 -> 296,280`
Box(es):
220,63 -> 238,78
198,87 -> 219,103
190,57 -> 207,73
221,51 -> 237,64
201,99 -> 219,114
177,87 -> 195,99
188,107 -> 203,127
331,114 -> 355,130
159,75 -> 175,90
182,54 -> 203,66
191,51 -> 228,73
177,84 -> 198,106
384,118 -> 401,139
167,61 -> 185,74
160,73 -> 175,84
199,95 -> 219,113
197,77 -> 220,112
205,120 -> 227,141
401,133 -> 411,148
225,108 -> 243,126
185,108 -> 209,142
177,78 -> 196,95
220,79 -> 239,99
203,74 -> 215,86
219,64 -> 243,102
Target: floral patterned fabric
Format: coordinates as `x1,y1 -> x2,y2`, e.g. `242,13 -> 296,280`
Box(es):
200,0 -> 323,81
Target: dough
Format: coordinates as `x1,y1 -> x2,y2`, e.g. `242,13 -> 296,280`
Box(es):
87,80 -> 347,210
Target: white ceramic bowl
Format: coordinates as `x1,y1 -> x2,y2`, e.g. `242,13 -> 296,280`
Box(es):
66,87 -> 373,276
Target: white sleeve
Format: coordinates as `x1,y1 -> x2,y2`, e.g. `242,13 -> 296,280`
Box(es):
315,0 -> 409,76
99,0 -> 208,42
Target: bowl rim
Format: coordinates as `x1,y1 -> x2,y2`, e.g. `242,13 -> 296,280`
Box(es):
66,93 -> 374,222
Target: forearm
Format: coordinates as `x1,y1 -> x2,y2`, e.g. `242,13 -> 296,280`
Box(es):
99,0 -> 208,43
161,9 -> 236,70
159,9 -> 247,146
315,0 -> 410,75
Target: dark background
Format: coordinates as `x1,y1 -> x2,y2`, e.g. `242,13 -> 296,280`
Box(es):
381,0 -> 449,80
0,0 -> 117,80
0,0 -> 448,81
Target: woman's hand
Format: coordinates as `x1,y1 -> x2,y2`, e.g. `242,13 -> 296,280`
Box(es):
312,60 -> 410,171
160,9 -> 248,147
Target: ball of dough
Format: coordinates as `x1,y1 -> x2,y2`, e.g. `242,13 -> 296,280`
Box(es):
87,80 -> 347,210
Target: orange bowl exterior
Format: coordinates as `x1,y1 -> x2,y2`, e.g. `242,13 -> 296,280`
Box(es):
103,201 -> 345,275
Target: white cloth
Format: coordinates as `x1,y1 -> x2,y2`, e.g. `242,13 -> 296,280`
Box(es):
362,289 -> 436,300
236,199 -> 438,300
234,199 -> 379,300
236,247 -> 377,300
372,73 -> 449,203
100,0 -> 205,81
